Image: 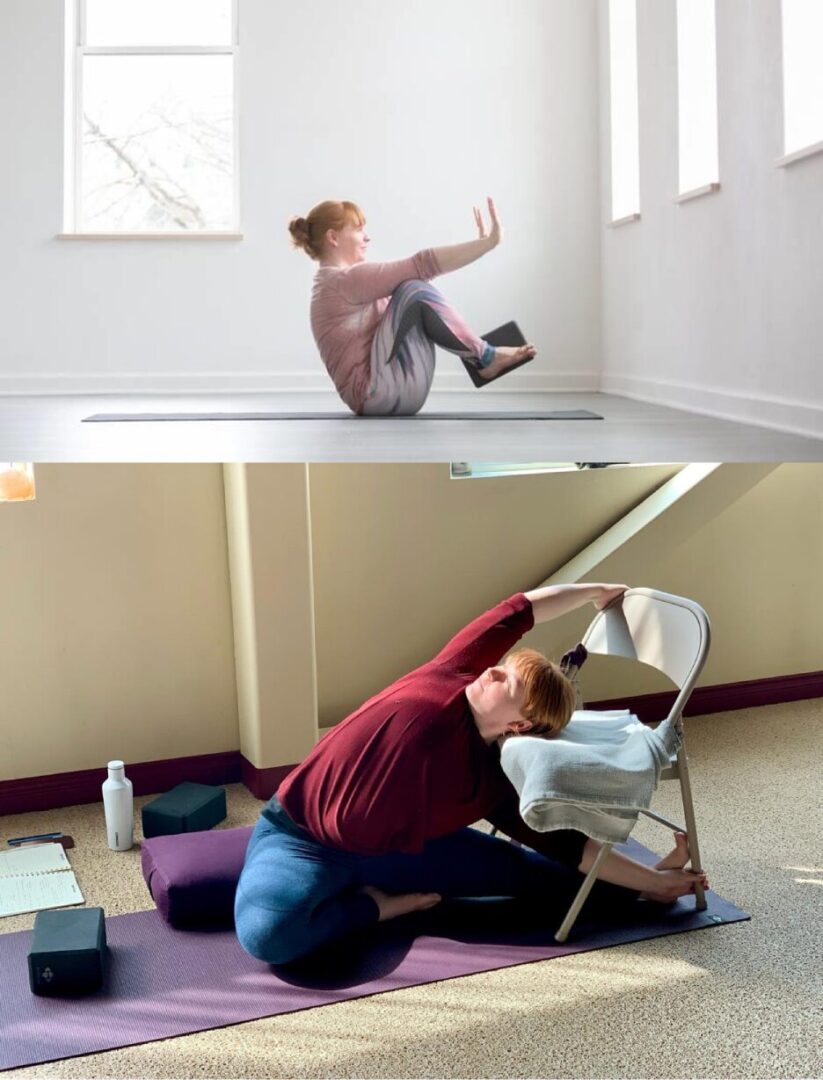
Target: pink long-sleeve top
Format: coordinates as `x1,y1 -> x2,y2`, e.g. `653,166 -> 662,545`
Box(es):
310,249 -> 442,414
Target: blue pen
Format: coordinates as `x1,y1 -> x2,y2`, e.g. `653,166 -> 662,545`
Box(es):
7,832 -> 62,846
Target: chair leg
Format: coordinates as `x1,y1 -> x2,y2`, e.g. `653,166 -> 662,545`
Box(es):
554,841 -> 613,943
676,745 -> 707,911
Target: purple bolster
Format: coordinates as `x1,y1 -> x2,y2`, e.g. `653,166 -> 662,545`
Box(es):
141,826 -> 254,928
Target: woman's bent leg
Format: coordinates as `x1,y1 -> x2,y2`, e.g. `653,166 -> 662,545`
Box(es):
234,816 -> 377,964
361,279 -> 493,416
386,280 -> 494,368
362,296 -> 435,416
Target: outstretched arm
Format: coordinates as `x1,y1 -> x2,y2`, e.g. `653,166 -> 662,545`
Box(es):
524,583 -> 628,625
335,251 -> 441,304
431,197 -> 502,274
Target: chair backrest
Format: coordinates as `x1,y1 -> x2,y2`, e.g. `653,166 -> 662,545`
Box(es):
581,588 -> 711,704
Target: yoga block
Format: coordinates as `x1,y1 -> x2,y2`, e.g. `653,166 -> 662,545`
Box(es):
141,781 -> 226,838
141,824 -> 253,927
28,907 -> 107,996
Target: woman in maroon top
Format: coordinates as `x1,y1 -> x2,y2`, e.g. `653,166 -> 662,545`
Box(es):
235,584 -> 708,964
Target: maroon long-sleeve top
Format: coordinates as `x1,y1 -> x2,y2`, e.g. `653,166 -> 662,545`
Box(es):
274,594 -> 585,866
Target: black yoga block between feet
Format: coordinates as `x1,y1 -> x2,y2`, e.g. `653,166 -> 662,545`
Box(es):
28,907 -> 107,996
141,781 -> 227,838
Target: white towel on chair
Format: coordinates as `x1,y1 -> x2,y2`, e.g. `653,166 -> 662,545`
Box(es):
499,709 -> 681,844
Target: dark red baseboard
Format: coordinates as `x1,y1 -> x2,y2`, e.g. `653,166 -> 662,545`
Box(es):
587,669 -> 823,725
240,759 -> 296,801
0,750 -> 300,818
0,751 -> 242,818
2,670 -> 820,818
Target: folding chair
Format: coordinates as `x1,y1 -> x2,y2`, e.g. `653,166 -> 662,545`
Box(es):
554,587 -> 712,940
495,587 -> 711,943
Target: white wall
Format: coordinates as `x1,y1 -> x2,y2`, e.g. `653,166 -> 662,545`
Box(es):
0,0 -> 602,394
599,0 -> 823,438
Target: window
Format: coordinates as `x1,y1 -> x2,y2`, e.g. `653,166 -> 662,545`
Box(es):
608,0 -> 641,223
451,464 -> 632,479
65,0 -> 238,233
780,0 -> 823,159
676,0 -> 719,196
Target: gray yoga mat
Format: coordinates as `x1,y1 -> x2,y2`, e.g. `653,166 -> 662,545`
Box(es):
83,410 -> 603,422
0,839 -> 747,1072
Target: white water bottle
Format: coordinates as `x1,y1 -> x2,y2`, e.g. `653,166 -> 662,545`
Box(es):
102,760 -> 134,851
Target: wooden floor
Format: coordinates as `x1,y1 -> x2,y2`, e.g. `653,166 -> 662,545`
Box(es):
1,391 -> 820,462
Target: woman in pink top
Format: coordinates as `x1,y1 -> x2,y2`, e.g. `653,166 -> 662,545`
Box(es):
288,198 -> 536,415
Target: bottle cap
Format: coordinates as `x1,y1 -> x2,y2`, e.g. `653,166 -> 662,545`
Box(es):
107,760 -> 125,774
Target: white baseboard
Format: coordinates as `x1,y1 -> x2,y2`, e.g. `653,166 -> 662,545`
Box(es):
0,369 -> 601,396
431,370 -> 600,393
602,373 -> 823,441
0,372 -> 337,396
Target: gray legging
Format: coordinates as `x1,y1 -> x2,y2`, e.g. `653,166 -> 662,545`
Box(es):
360,279 -> 495,415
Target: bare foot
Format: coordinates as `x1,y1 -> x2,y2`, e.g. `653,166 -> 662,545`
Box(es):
478,344 -> 537,381
655,831 -> 691,871
640,831 -> 709,903
359,885 -> 442,922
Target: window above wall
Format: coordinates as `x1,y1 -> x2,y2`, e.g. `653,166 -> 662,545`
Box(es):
607,0 -> 641,226
451,463 -> 646,479
62,0 -> 240,237
779,0 -> 823,166
675,0 -> 720,203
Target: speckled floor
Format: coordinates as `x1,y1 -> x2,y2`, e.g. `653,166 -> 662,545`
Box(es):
2,699 -> 821,1079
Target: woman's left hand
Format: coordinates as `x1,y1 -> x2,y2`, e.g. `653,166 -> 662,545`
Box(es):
473,197 -> 503,247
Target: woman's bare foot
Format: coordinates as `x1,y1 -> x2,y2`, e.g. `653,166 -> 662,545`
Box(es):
640,831 -> 709,903
478,344 -> 537,381
655,831 -> 691,871
359,885 -> 442,922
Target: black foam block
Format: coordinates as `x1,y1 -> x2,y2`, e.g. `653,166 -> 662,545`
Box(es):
141,782 -> 227,838
28,907 -> 107,996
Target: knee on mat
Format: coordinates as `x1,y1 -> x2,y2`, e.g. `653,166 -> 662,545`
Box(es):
234,900 -> 308,965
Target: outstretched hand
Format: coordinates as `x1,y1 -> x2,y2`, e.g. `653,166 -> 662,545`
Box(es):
473,196 -> 503,247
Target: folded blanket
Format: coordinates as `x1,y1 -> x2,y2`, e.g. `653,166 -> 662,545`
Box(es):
500,709 -> 681,844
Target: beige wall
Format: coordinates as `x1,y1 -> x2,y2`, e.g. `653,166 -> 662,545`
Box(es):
309,463 -> 677,723
310,464 -> 823,723
0,465 -> 238,781
1,463 -> 821,781
632,463 -> 823,684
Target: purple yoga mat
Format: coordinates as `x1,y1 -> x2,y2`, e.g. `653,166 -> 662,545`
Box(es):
0,842 -> 748,1073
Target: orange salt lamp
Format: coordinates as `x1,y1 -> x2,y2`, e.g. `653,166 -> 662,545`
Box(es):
0,464 -> 35,502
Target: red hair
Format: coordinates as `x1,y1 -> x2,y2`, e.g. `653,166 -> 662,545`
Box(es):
508,649 -> 576,737
288,200 -> 366,261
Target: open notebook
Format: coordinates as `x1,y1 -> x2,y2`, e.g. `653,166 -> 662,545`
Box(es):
0,843 -> 84,918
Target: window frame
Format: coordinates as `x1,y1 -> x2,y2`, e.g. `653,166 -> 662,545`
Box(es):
63,0 -> 241,237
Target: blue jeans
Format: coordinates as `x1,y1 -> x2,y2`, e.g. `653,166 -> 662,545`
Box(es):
234,799 -> 634,964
